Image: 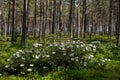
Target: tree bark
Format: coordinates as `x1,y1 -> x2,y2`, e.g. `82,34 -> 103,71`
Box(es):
21,0 -> 28,47
11,0 -> 16,44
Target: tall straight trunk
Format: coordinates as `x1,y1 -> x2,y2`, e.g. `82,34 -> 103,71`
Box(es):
72,1 -> 75,39
108,0 -> 113,40
68,0 -> 73,40
0,14 -> 4,36
27,0 -> 29,36
49,0 -> 53,34
118,0 -> 120,47
45,0 -> 49,35
59,0 -> 62,38
39,0 -> 42,41
90,14 -> 93,40
7,0 -> 11,35
21,0 -> 28,47
42,0 -> 45,39
83,0 -> 87,39
4,10 -> 7,38
34,0 -> 37,38
52,0 -> 56,34
76,0 -> 80,38
11,0 -> 16,44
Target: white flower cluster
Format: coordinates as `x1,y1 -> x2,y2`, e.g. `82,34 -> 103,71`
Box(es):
0,73 -> 2,76
91,41 -> 101,44
84,54 -> 94,60
33,43 -> 42,48
3,40 -> 112,75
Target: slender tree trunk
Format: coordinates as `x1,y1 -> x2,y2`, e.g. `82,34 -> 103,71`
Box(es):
77,0 -> 80,38
108,0 -> 113,40
21,0 -> 28,47
34,0 -> 37,38
11,0 -> 16,44
52,0 -> 56,34
83,0 -> 87,39
39,0 -> 42,41
59,0 -> 62,39
7,0 -> 11,35
68,0 -> 73,40
118,0 -> 120,47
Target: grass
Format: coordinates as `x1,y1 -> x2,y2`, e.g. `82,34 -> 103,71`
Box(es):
0,34 -> 120,80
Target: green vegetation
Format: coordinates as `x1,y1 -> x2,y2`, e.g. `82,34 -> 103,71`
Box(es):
0,35 -> 120,80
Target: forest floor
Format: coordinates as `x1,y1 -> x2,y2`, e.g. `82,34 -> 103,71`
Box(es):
0,35 -> 120,80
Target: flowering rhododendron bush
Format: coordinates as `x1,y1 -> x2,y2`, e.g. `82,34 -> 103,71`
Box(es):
0,40 -> 112,75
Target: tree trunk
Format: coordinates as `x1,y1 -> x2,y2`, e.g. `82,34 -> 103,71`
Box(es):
21,0 -> 28,47
52,0 -> 56,34
59,0 -> 62,39
118,0 -> 120,47
34,0 -> 37,38
83,0 -> 87,39
108,0 -> 113,40
7,0 -> 11,35
11,0 -> 16,44
68,0 -> 73,40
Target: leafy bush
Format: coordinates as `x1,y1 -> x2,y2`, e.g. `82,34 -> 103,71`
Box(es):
0,40 -> 112,76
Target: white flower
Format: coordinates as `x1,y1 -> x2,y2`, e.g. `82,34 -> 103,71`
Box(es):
76,45 -> 80,48
73,41 -> 76,44
80,45 -> 84,47
30,64 -> 34,67
5,65 -> 9,68
89,44 -> 93,47
91,41 -> 101,44
18,50 -> 23,53
20,64 -> 24,67
63,53 -> 66,56
16,54 -> 21,58
0,73 -> 2,76
67,40 -> 70,42
70,45 -> 73,48
46,55 -> 50,58
43,66 -> 47,69
71,58 -> 74,61
33,43 -> 42,48
93,45 -> 96,49
86,47 -> 91,51
7,59 -> 10,62
35,55 -> 40,59
101,59 -> 105,62
61,47 -> 65,50
107,59 -> 111,62
83,62 -> 87,66
21,57 -> 25,60
16,52 -> 20,54
90,55 -> 94,58
69,53 -> 74,57
49,44 -> 53,47
52,52 -> 56,54
75,59 -> 79,62
80,41 -> 83,44
54,43 -> 58,46
93,48 -> 96,51
27,68 -> 32,72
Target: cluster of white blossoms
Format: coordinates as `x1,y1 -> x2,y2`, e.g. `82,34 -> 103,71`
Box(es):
84,54 -> 94,60
2,40 -> 113,75
20,64 -> 24,67
0,73 -> 2,76
91,41 -> 101,44
33,43 -> 42,48
27,68 -> 32,72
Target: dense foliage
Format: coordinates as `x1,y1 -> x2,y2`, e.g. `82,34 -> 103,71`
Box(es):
0,39 -> 120,79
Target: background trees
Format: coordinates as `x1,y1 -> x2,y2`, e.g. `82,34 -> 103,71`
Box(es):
0,0 -> 120,47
